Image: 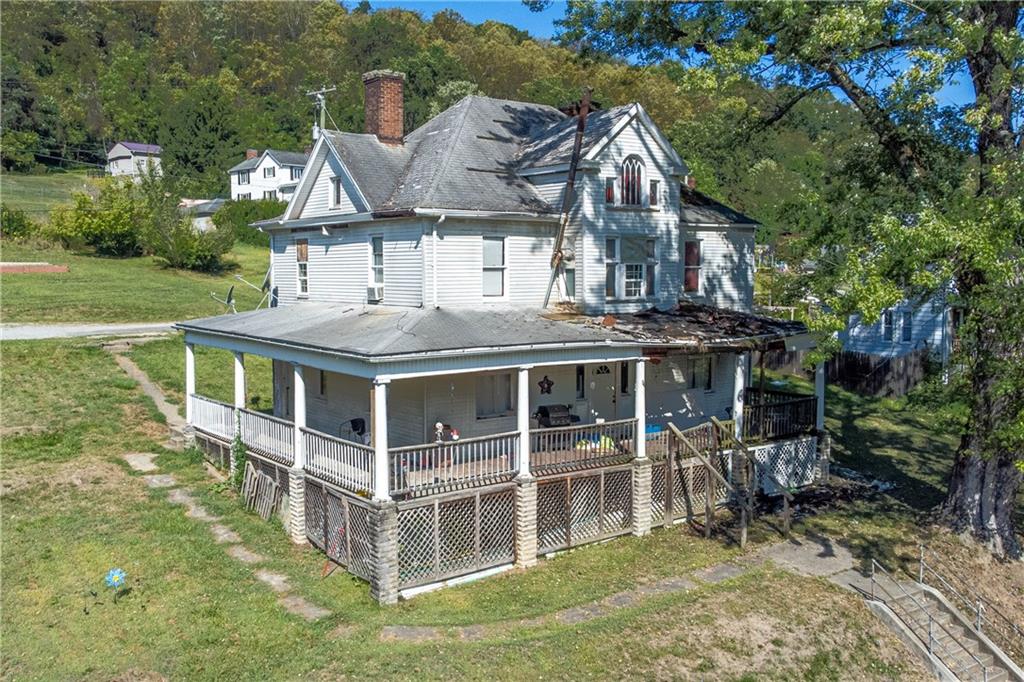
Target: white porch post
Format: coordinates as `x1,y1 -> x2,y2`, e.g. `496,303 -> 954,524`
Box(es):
517,366 -> 532,477
372,378 -> 391,501
185,342 -> 196,424
288,362 -> 307,544
233,352 -> 246,411
633,358 -> 647,459
815,362 -> 826,432
733,352 -> 748,440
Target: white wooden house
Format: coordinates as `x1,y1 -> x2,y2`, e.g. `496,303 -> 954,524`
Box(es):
228,149 -> 309,201
106,141 -> 161,178
179,70 -> 826,603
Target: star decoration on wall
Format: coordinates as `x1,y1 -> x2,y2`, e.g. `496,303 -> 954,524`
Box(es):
537,375 -> 554,394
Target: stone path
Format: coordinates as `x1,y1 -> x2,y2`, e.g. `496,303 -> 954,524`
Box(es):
1,321 -> 174,341
114,358 -> 332,624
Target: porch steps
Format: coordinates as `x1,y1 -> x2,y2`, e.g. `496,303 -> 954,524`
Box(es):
870,572 -> 1018,681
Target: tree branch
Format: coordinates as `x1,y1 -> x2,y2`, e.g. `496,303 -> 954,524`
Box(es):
749,81 -> 831,133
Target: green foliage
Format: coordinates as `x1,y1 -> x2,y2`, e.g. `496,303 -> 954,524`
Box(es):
47,182 -> 144,257
230,433 -> 246,491
0,129 -> 40,171
211,199 -> 286,247
158,79 -> 240,196
0,203 -> 39,240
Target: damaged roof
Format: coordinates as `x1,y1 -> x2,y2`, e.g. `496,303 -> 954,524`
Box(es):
680,188 -> 759,226
177,302 -> 809,360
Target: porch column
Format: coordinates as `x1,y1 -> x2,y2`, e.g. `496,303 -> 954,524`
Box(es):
288,362 -> 306,544
185,342 -> 196,424
733,352 -> 748,440
372,378 -> 391,502
231,351 -> 246,479
814,362 -> 826,431
631,357 -> 652,537
517,366 -> 532,477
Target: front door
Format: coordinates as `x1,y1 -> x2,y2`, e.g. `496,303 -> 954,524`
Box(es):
588,363 -> 618,422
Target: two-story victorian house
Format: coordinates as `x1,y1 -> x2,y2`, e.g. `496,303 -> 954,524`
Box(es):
228,148 -> 309,201
179,71 -> 826,604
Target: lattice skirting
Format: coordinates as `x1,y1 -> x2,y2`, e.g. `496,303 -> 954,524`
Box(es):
536,465 -> 633,555
748,436 -> 819,495
247,452 -> 289,491
193,431 -> 232,470
396,484 -> 516,589
649,453 -> 731,527
304,479 -> 376,582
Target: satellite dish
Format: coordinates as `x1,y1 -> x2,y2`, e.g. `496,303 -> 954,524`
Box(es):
210,285 -> 237,314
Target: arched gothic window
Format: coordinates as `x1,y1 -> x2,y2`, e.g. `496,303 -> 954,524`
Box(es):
620,156 -> 644,206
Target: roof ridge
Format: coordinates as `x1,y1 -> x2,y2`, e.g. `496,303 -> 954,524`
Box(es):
409,98 -> 474,209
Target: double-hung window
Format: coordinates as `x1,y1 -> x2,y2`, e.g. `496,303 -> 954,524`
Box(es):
238,192 -> 251,200
882,311 -> 894,341
331,177 -> 343,208
683,240 -> 701,293
238,170 -> 250,185
605,238 -> 619,298
901,311 -> 913,342
482,236 -> 506,298
264,166 -> 275,179
476,373 -> 513,418
295,238 -> 309,297
604,177 -> 615,204
607,237 -> 656,299
370,236 -> 384,286
649,179 -> 660,207
291,166 -> 303,181
575,364 -> 586,399
687,357 -> 713,391
263,190 -> 277,200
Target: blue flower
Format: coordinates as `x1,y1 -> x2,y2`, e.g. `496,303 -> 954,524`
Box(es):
105,568 -> 126,589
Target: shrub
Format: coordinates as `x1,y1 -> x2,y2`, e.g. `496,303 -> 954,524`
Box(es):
0,203 -> 40,240
47,181 -> 143,256
211,199 -> 285,246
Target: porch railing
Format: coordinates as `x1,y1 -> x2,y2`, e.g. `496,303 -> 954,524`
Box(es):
743,387 -> 817,441
303,427 -> 374,494
389,431 -> 520,497
238,408 -> 294,466
530,418 -> 636,475
189,395 -> 235,440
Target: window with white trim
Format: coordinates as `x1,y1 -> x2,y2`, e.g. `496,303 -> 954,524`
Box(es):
476,373 -> 513,418
883,310 -> 894,341
686,357 -> 714,391
263,190 -> 277,200
564,264 -> 575,301
575,364 -> 586,399
605,237 -> 619,298
291,166 -> 303,181
606,237 -> 656,299
238,170 -> 250,185
482,236 -> 506,297
295,238 -> 309,296
619,361 -> 630,395
901,311 -> 913,342
649,179 -> 660,207
331,177 -> 343,208
238,193 -> 251,200
621,157 -> 643,206
604,177 -> 615,204
264,166 -> 275,178
683,240 -> 701,293
370,236 -> 384,285
318,370 -> 327,397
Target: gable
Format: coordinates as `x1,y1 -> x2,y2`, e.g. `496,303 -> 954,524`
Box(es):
286,137 -> 368,220
584,105 -> 687,175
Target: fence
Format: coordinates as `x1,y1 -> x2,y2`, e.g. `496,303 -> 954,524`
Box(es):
189,395 -> 235,440
530,418 -> 637,475
747,436 -> 819,494
743,387 -> 817,441
389,431 -> 519,498
650,452 -> 731,527
303,427 -> 374,495
304,478 -> 376,582
238,408 -> 294,466
536,465 -> 633,554
396,484 -> 516,588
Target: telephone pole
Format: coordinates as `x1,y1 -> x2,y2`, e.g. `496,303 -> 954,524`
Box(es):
305,85 -> 337,139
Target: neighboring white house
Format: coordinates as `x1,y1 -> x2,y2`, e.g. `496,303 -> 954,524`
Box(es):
106,141 -> 161,178
179,198 -> 226,233
178,70 -> 824,604
840,292 -> 959,367
228,149 -> 309,201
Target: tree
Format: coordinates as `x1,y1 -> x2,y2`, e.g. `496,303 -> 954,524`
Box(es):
534,0 -> 1024,557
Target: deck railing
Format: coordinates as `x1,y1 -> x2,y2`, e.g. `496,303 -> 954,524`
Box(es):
530,418 -> 636,475
743,387 -> 817,441
238,408 -> 294,466
303,427 -> 374,494
189,395 -> 235,440
389,431 -> 520,496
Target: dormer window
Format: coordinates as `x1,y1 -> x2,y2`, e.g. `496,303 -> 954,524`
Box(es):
621,157 -> 643,206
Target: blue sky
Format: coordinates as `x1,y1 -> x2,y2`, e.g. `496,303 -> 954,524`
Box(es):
373,1 -> 975,108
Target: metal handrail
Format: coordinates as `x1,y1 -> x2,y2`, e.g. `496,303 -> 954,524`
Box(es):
870,559 -> 990,680
919,546 -> 1024,657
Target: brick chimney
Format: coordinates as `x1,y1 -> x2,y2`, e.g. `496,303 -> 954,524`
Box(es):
245,148 -> 259,160
362,70 -> 405,145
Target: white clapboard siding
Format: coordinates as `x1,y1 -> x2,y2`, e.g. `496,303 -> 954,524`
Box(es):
645,353 -> 736,430
577,117 -> 683,314
528,171 -> 567,207
271,233 -> 298,304
842,297 -> 948,357
680,227 -> 755,312
299,152 -> 364,218
381,223 -> 424,307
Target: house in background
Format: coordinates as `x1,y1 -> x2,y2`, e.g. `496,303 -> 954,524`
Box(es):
228,149 -> 309,201
106,141 -> 161,178
179,70 -> 826,604
179,197 -> 226,233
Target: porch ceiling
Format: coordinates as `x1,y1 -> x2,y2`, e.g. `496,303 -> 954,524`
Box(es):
176,301 -> 811,360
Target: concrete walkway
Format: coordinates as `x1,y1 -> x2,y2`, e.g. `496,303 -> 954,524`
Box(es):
1,321 -> 175,341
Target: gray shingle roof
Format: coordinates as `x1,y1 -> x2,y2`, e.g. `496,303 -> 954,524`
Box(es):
229,149 -> 309,173
119,141 -> 161,154
323,131 -> 411,208
514,104 -> 634,168
680,188 -> 759,226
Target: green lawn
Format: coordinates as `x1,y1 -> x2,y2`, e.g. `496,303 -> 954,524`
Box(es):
0,338 -> 927,680
1,170 -> 97,218
1,242 -> 270,323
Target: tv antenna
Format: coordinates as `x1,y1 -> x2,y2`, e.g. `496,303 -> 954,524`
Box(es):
306,85 -> 337,138
210,284 -> 236,314
234,268 -> 274,309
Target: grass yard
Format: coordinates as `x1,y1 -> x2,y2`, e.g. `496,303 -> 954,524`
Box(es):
1,242 -> 270,323
0,338 -> 931,681
0,170 -> 97,218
